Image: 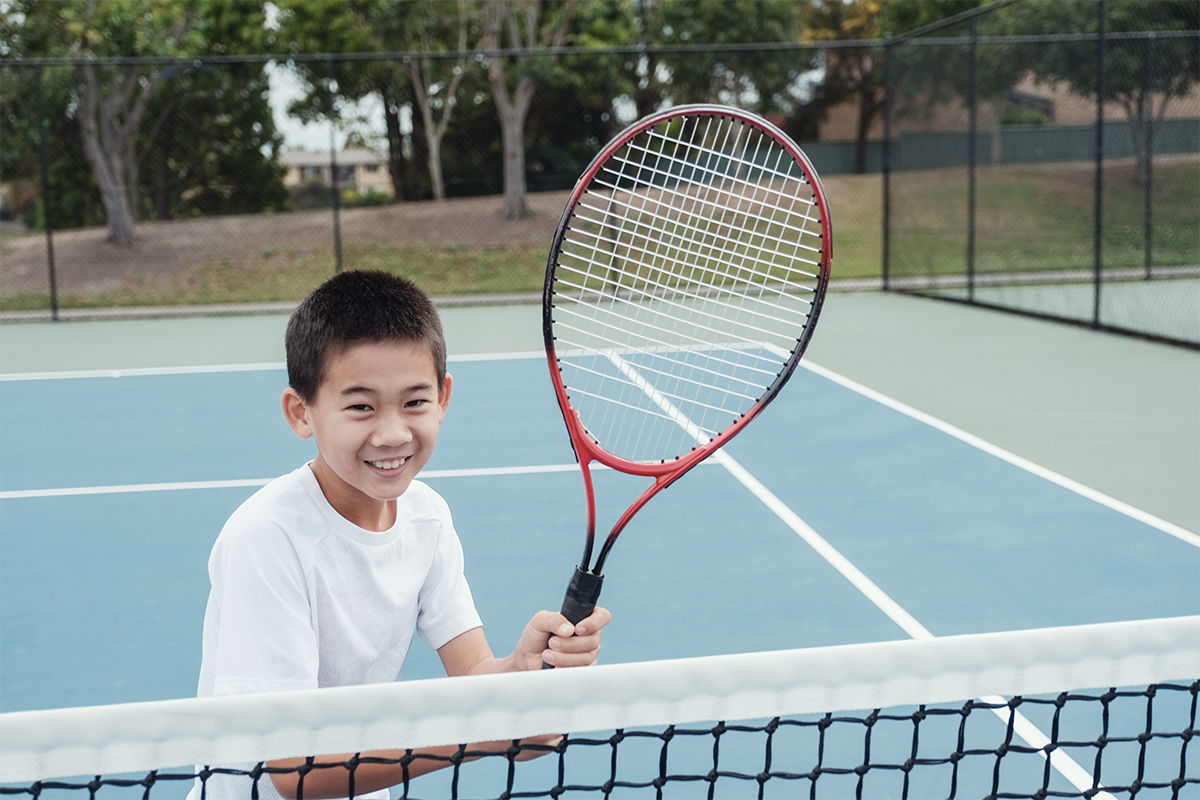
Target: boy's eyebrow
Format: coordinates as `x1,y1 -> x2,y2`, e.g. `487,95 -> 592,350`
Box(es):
338,381 -> 436,397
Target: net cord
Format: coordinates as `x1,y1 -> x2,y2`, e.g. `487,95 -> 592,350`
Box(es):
2,616 -> 1195,784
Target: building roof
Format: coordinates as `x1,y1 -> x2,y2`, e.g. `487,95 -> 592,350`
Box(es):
281,148 -> 386,167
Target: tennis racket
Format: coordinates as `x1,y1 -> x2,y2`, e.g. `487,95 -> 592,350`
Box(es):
542,104 -> 832,651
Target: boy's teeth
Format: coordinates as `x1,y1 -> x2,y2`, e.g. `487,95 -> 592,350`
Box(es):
371,458 -> 406,470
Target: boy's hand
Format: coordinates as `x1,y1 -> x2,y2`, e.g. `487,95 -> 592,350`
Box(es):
517,607 -> 611,670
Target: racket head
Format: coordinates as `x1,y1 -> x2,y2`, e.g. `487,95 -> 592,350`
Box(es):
544,105 -> 831,479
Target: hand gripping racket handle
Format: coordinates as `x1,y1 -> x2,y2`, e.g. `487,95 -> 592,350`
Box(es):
541,566 -> 604,670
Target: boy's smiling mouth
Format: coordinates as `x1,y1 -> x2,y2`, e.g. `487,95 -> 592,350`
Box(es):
368,457 -> 408,470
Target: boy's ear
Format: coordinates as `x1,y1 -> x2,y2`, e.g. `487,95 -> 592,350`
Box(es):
281,387 -> 314,439
437,373 -> 453,421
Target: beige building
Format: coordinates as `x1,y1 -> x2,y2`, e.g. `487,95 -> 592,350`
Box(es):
280,149 -> 394,196
819,73 -> 1200,141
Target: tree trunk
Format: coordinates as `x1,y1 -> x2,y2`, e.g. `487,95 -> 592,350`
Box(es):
76,64 -> 155,246
854,94 -> 871,175
381,80 -> 410,201
151,102 -> 177,220
496,76 -> 535,219
480,0 -> 576,219
409,58 -> 467,202
79,118 -> 137,245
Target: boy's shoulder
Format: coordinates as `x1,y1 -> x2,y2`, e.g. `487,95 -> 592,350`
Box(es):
219,466 -> 451,549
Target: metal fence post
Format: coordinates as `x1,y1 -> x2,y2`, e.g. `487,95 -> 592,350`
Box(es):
1144,33 -> 1155,280
968,16 -> 978,303
326,57 -> 343,275
1093,0 -> 1107,327
35,64 -> 59,320
882,33 -> 892,291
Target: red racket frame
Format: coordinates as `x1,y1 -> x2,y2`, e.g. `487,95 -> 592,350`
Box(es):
542,103 -> 832,589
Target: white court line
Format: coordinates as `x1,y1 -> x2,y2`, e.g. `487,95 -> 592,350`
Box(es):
610,351 -> 1118,800
712,447 -> 1115,799
0,462 -> 718,500
0,352 -> 1159,796
798,360 -> 1200,548
0,363 -> 287,381
0,352 -> 544,382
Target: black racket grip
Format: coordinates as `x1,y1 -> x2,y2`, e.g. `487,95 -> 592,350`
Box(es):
541,567 -> 604,670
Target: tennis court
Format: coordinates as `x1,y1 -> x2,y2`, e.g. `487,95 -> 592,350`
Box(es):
1,293 -> 1197,797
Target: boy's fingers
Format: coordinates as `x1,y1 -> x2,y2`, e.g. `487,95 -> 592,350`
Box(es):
527,606 -> 611,667
572,606 -> 611,637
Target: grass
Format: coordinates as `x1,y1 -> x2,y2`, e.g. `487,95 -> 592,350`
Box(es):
889,159 -> 1200,277
3,158 -> 1194,312
0,241 -> 550,312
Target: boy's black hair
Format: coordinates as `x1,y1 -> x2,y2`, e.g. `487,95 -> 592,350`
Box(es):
286,270 -> 447,401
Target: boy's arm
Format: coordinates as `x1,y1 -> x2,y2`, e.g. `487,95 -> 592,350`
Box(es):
439,607 -> 612,676
267,737 -> 556,800
266,609 -> 609,799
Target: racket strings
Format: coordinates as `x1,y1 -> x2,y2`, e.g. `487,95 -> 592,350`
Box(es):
565,198 -> 823,291
553,317 -> 783,387
551,113 -> 826,465
553,263 -> 814,343
583,163 -> 824,275
552,279 -> 810,359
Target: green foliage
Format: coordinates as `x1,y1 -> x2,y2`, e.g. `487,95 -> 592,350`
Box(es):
981,0 -> 1199,186
878,0 -> 981,36
984,0 -> 1199,100
341,187 -> 393,207
655,0 -> 807,114
0,0 -> 288,232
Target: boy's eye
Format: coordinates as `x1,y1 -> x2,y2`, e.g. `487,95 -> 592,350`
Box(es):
405,398 -> 428,409
347,403 -> 373,412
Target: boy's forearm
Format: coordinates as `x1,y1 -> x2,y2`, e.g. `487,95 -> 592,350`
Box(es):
267,750 -> 435,800
267,737 -> 556,799
438,627 -> 545,676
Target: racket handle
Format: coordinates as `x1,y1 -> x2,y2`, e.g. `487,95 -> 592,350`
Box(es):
541,566 -> 604,670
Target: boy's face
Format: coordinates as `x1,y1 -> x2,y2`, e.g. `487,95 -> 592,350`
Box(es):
282,339 -> 451,531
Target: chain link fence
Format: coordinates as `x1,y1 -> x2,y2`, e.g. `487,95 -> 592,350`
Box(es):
3,5 -> 1197,349
2,44 -> 882,322
883,2 -> 1200,347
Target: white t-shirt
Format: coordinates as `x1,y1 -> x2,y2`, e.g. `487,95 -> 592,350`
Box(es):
188,464 -> 483,800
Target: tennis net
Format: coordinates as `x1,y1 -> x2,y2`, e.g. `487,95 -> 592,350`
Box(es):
2,616 -> 1196,800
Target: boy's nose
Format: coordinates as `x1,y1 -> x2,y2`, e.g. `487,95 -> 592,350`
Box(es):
371,413 -> 413,447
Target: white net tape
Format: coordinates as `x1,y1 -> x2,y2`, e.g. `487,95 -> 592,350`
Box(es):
2,616 -> 1196,784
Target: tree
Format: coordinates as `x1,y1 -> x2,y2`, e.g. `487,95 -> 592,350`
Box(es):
478,0 -> 577,219
370,0 -> 477,201
656,0 -> 808,115
60,0 -> 203,244
800,0 -> 885,174
801,0 -> 980,173
986,0 -> 1200,187
141,2 -> 287,220
0,57 -> 105,231
275,0 -> 486,202
3,0 -> 283,242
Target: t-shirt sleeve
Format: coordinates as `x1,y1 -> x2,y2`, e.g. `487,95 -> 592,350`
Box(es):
413,495 -> 482,651
206,521 -> 319,696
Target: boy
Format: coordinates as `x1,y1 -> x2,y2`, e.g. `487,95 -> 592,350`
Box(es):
190,271 -> 609,800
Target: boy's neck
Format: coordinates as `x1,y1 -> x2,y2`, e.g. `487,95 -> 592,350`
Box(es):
309,457 -> 398,532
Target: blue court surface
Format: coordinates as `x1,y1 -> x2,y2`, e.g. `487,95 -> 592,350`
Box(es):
1,330 -> 1197,797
